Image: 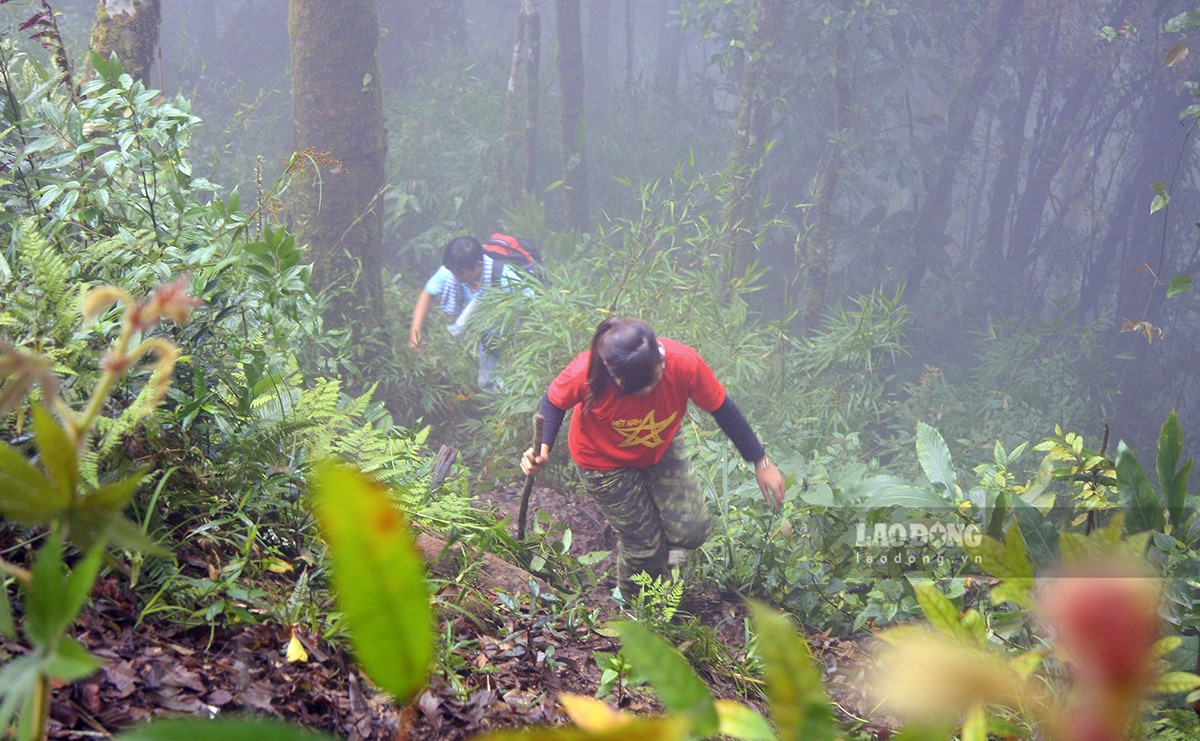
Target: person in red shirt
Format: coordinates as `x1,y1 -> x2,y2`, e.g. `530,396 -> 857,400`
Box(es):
520,317 -> 786,597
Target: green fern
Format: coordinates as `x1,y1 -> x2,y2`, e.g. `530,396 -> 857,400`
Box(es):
1143,709 -> 1200,740
2,219 -> 86,365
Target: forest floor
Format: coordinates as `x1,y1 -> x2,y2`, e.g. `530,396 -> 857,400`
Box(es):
7,483 -> 890,740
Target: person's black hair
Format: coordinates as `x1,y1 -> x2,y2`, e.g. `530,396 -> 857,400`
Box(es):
585,317 -> 661,410
442,236 -> 482,273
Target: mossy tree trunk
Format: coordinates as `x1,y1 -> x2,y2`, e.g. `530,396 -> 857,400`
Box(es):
88,0 -> 161,83
288,0 -> 390,347
502,0 -> 542,203
555,0 -> 589,232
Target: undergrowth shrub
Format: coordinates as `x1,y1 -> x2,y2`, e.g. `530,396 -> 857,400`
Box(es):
0,42 -> 483,630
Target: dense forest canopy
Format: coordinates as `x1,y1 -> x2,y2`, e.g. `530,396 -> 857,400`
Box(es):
4,0 -> 1200,739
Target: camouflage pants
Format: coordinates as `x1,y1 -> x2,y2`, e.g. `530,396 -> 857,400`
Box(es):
576,437 -> 713,596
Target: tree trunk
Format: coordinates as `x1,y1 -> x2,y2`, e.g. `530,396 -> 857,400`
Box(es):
523,0 -> 541,198
654,0 -> 682,96
288,0 -> 389,343
556,0 -> 590,232
502,9 -> 527,199
720,0 -> 785,285
801,29 -> 850,331
903,0 -> 1023,300
89,0 -> 162,84
978,64 -> 1037,286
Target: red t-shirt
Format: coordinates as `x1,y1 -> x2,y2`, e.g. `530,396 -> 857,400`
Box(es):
547,338 -> 727,470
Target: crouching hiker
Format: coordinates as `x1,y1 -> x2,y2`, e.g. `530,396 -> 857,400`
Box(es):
408,235 -> 523,390
519,317 -> 786,598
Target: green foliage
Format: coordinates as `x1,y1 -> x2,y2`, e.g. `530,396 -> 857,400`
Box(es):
627,572 -> 684,627
0,276 -> 197,739
885,309 -> 1115,472
611,620 -> 722,737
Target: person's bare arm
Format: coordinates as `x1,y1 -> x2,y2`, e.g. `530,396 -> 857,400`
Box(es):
409,290 -> 433,349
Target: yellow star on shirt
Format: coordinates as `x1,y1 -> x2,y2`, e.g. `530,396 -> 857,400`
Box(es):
612,410 -> 678,448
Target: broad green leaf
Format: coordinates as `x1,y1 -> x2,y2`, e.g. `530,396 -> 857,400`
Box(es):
32,404 -> 76,509
1167,273 -> 1194,298
916,422 -> 956,495
846,476 -> 951,510
1156,411 -> 1190,529
960,609 -> 987,648
0,467 -> 57,526
115,718 -> 337,741
910,582 -> 969,645
24,528 -> 69,649
1116,442 -> 1165,533
83,469 -> 148,513
1148,671 -> 1200,694
70,511 -> 168,556
747,601 -> 837,741
1151,636 -> 1183,660
1008,496 -> 1059,568
986,490 -> 1010,540
612,621 -> 718,736
45,635 -> 101,682
965,523 -> 1035,609
311,463 -> 432,704
1166,10 -> 1200,33
715,699 -> 777,740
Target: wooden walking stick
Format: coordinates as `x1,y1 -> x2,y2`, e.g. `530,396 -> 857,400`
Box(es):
516,412 -> 545,540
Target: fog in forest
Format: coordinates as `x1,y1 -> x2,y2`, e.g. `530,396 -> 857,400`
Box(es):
6,0 -> 1200,465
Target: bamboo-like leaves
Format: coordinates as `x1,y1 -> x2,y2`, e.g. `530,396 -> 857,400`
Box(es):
310,462 -> 432,704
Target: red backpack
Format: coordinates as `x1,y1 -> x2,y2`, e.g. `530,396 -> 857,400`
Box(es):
481,233 -> 546,282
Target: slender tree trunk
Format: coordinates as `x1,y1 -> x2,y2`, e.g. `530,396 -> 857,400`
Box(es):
523,0 -> 541,198
89,0 -> 162,83
654,0 -> 682,96
502,9 -> 527,199
904,0 -> 1023,300
288,0 -> 389,344
802,30 -> 850,331
979,64 -> 1037,284
556,0 -> 590,231
720,0 -> 785,285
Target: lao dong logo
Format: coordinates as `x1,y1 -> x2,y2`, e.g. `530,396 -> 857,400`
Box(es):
854,520 -> 984,549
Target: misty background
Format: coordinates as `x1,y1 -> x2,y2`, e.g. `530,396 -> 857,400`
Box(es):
7,0 -> 1200,466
